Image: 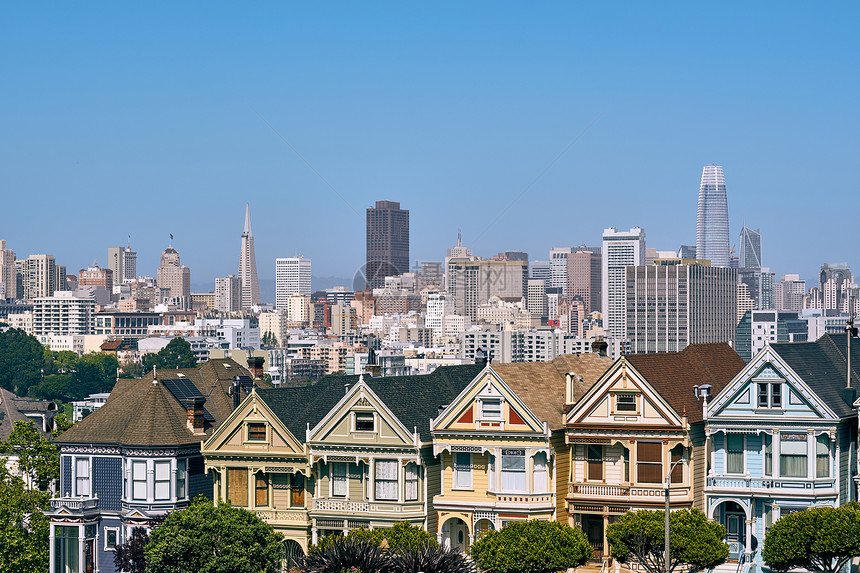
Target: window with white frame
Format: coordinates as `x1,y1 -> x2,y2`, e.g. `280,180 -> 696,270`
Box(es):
132,461 -> 147,500
726,434 -> 744,474
154,461 -> 171,500
75,457 -> 90,496
488,454 -> 496,490
764,435 -> 773,476
405,462 -> 419,501
501,450 -> 526,491
780,433 -> 807,477
375,460 -> 398,500
176,459 -> 187,499
105,527 -> 119,550
355,412 -> 375,432
533,452 -> 548,493
816,435 -> 830,478
480,400 -> 502,420
332,462 -> 348,497
616,393 -> 637,412
757,382 -> 782,408
453,452 -> 472,489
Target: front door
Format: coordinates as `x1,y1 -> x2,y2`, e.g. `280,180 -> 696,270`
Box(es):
726,512 -> 745,559
449,521 -> 469,554
291,473 -> 305,507
584,515 -> 604,558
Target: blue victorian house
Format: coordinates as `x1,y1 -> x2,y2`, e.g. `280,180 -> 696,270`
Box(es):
704,334 -> 858,569
46,358 -> 255,573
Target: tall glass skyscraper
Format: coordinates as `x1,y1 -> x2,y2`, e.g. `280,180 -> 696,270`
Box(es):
739,226 -> 762,268
696,165 -> 730,268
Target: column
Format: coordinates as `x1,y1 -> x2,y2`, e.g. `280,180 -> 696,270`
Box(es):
603,514 -> 610,559
49,524 -> 55,573
311,527 -> 318,545
773,431 -> 781,478
807,431 -> 815,480
745,518 -> 753,560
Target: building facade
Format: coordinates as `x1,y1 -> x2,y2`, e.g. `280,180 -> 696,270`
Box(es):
276,257 -> 312,310
696,164 -> 730,268
602,227 -> 646,340
366,200 -> 409,291
238,203 -> 261,310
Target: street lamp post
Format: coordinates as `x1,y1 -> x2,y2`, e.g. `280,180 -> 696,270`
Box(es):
664,457 -> 687,573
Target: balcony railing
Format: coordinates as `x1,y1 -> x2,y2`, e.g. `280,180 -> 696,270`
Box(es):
707,476 -> 837,490
309,499 -> 425,514
255,509 -> 308,523
311,499 -> 370,512
50,495 -> 99,512
569,483 -> 690,499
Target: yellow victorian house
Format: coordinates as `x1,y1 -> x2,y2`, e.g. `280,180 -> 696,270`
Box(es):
431,355 -> 611,553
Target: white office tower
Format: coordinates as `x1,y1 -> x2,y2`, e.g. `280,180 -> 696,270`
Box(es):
238,203 -> 261,309
549,247 -> 572,295
275,256 -> 312,311
696,165 -> 730,267
602,227 -> 646,339
0,240 -> 16,299
215,275 -> 242,313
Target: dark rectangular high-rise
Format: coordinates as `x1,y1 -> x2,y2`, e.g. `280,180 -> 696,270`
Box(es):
366,200 -> 409,290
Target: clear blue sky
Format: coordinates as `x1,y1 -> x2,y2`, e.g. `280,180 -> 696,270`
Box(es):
2,2 -> 857,290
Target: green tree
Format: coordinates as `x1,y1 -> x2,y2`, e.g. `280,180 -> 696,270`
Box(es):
28,374 -> 75,402
763,503 -> 860,573
119,361 -> 145,379
42,350 -> 78,376
0,465 -> 50,573
144,497 -> 284,573
74,352 -> 119,397
0,421 -> 59,491
261,331 -> 277,348
0,328 -> 45,396
470,520 -> 592,573
142,338 -> 197,373
51,413 -> 75,439
607,508 -> 728,573
347,521 -> 438,551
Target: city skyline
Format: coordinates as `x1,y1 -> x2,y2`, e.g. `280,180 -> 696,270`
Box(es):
2,3 -> 857,286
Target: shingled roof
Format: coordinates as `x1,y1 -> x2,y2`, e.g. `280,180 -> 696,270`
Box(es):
256,363 -> 485,443
625,343 -> 746,424
770,333 -> 860,419
55,358 -> 255,447
0,388 -> 57,440
492,354 -> 613,431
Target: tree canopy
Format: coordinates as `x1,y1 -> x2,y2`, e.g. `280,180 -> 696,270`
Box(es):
470,519 -> 592,573
261,331 -> 277,348
346,521 -> 437,551
0,465 -> 50,573
144,497 -> 283,573
763,503 -> 860,573
141,337 -> 197,372
0,421 -> 59,491
607,508 -> 728,573
28,351 -> 118,402
0,328 -> 45,396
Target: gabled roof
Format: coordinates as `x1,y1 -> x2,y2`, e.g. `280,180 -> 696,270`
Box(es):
0,388 -> 47,440
55,358 -> 254,447
492,354 -> 613,431
256,364 -> 484,443
770,334 -> 860,419
625,343 -> 746,424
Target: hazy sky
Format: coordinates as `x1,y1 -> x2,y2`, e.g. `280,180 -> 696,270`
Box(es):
2,2 -> 858,290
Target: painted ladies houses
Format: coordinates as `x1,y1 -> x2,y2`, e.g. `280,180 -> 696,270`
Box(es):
564,343 -> 745,558
704,334 -> 859,567
202,363 -> 482,564
431,355 -> 612,554
46,358 -> 255,573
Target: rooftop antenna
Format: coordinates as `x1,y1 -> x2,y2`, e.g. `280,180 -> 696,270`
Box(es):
169,233 -> 174,247
457,229 -> 462,247
127,234 -> 131,249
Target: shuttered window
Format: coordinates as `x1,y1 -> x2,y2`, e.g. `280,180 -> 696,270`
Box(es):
637,442 -> 662,484
228,468 -> 248,506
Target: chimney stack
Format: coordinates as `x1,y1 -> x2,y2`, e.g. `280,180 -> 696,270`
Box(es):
247,355 -> 265,380
186,397 -> 206,435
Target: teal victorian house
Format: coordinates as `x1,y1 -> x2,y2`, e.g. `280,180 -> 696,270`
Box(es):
704,334 -> 859,570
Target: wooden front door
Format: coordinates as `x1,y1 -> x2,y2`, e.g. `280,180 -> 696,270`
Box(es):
291,473 -> 305,507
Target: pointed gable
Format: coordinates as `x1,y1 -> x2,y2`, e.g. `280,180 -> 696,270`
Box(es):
204,391 -> 305,455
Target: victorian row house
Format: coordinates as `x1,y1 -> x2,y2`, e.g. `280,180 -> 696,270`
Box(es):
563,343 -> 746,558
47,358 -> 258,573
704,334 -> 859,568
201,364 -> 483,562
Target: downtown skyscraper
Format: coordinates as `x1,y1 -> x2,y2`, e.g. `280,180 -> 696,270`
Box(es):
238,203 -> 260,309
696,165 -> 730,268
366,200 -> 409,290
602,226 -> 645,339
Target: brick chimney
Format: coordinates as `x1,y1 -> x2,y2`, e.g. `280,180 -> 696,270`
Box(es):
185,397 -> 206,435
247,356 -> 265,380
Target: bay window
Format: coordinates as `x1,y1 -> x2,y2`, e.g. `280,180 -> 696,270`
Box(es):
332,462 -> 347,497
176,459 -> 187,499
764,435 -> 773,476
375,460 -> 398,500
501,450 -> 526,491
636,442 -> 662,484
154,461 -> 171,500
453,453 -> 472,489
405,463 -> 419,501
75,458 -> 90,497
533,452 -> 548,493
779,433 -> 807,477
132,461 -> 147,500
726,434 -> 744,474
816,435 -> 830,478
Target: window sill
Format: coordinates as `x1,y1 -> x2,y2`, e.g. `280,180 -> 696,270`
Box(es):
451,487 -> 474,492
